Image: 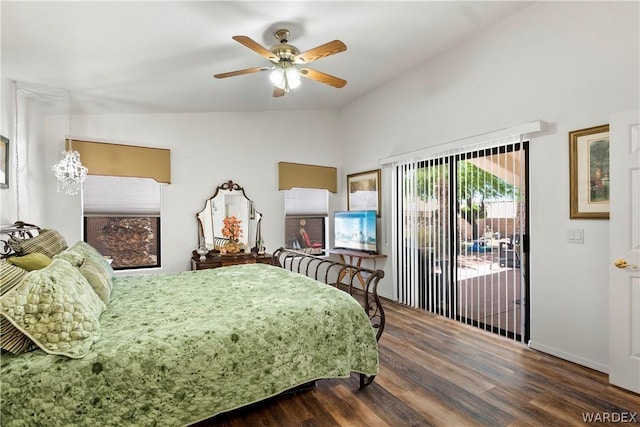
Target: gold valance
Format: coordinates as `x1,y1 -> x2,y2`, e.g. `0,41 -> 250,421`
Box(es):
278,162 -> 337,193
67,139 -> 171,184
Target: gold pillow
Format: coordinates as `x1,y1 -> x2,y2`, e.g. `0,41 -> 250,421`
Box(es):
7,253 -> 53,271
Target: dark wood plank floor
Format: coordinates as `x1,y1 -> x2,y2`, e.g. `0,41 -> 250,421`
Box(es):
198,301 -> 640,426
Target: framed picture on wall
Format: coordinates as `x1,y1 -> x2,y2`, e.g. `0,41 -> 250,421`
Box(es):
569,124 -> 610,219
347,169 -> 381,217
1,135 -> 8,189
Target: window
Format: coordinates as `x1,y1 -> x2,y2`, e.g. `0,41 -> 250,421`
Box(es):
83,175 -> 161,270
284,188 -> 328,255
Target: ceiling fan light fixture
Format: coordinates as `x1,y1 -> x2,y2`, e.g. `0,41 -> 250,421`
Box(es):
269,63 -> 301,91
216,29 -> 347,97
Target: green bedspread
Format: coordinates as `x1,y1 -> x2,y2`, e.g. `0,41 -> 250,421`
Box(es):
0,263 -> 379,426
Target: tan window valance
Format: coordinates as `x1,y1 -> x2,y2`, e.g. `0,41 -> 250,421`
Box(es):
67,139 -> 171,184
278,162 -> 337,193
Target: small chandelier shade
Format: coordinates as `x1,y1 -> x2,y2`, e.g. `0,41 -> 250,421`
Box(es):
52,144 -> 88,195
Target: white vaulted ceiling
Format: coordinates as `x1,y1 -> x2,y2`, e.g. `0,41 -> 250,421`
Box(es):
1,1 -> 533,115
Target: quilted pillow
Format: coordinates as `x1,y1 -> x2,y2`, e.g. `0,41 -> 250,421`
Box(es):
7,253 -> 53,271
56,241 -> 114,278
79,256 -> 112,305
0,259 -> 106,358
8,229 -> 68,258
0,259 -> 36,354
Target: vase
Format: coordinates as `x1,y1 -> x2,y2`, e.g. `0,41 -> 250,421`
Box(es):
196,246 -> 208,261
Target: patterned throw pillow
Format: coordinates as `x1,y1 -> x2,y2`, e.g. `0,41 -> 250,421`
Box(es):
8,229 -> 68,258
0,259 -> 37,354
0,259 -> 106,358
0,317 -> 38,354
0,259 -> 27,296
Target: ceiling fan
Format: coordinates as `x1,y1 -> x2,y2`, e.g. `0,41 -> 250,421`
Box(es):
214,29 -> 347,97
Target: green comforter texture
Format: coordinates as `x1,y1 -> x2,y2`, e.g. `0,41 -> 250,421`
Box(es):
0,263 -> 379,426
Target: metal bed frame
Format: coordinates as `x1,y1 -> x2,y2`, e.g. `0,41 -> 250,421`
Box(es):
272,247 -> 385,388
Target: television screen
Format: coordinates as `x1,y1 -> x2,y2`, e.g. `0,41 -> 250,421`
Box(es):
333,210 -> 377,253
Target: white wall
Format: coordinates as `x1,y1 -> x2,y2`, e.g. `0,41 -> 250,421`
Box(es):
42,110 -> 341,273
1,81 -> 48,227
338,1 -> 639,372
0,78 -> 13,225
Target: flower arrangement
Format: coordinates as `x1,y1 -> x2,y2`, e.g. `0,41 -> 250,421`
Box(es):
221,215 -> 243,241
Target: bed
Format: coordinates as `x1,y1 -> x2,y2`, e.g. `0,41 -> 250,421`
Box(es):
0,227 -> 385,426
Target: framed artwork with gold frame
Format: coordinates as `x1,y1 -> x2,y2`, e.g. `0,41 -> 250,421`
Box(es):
569,124 -> 610,219
347,169 -> 381,217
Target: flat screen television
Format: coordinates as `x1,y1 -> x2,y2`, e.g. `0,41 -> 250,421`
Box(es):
333,210 -> 377,254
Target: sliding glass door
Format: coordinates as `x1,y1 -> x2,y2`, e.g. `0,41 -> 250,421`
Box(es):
395,141 -> 529,342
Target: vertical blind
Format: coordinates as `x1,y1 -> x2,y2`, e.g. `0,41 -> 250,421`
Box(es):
387,127 -> 535,342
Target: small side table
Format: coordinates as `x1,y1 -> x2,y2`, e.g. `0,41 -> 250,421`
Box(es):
326,249 -> 387,288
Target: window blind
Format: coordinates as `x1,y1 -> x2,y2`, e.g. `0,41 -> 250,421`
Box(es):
284,187 -> 329,216
83,175 -> 160,215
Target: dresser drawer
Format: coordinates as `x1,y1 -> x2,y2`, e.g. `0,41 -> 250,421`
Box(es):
190,252 -> 272,270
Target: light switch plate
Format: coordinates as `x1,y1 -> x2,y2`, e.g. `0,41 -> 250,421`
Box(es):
568,229 -> 584,244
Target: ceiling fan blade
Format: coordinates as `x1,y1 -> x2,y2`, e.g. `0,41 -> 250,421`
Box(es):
294,40 -> 347,64
273,87 -> 286,97
299,68 -> 347,88
214,67 -> 269,79
232,36 -> 278,62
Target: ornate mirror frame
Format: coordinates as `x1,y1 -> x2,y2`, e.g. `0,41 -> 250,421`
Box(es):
196,180 -> 261,252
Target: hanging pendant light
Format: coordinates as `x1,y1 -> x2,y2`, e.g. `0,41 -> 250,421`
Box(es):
52,142 -> 88,195
52,92 -> 88,195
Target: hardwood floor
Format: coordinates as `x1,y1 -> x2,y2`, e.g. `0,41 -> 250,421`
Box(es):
199,301 -> 640,426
